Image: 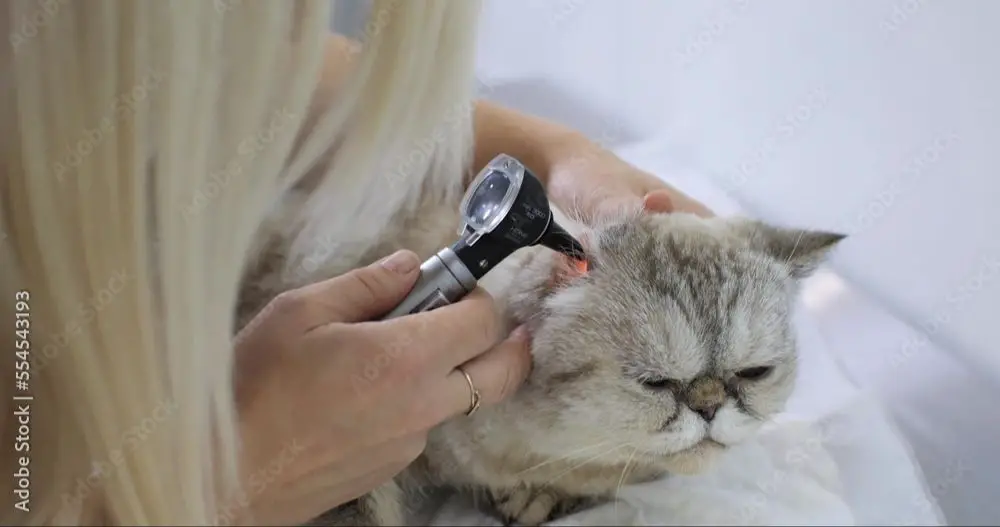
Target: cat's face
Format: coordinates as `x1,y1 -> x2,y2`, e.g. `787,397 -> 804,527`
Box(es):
509,212 -> 844,474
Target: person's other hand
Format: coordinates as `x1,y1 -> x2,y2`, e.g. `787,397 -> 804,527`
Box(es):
545,143 -> 714,220
230,250 -> 532,525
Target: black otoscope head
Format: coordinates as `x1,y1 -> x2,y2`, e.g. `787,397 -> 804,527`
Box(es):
451,154 -> 586,280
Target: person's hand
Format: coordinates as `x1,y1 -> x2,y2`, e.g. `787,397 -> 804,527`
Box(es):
229,250 -> 532,526
545,141 -> 714,220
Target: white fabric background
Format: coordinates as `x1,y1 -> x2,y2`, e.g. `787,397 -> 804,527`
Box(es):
330,1 -> 999,523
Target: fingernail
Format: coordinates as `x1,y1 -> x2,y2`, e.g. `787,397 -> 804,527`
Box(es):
510,324 -> 531,342
380,250 -> 419,274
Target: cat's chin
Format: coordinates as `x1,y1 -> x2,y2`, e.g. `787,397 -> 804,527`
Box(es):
659,439 -> 727,475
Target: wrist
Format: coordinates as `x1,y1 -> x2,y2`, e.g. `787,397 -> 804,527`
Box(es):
471,99 -> 597,186
541,129 -> 618,176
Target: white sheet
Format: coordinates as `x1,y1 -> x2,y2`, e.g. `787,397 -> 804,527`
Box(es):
428,403 -> 941,526
422,143 -> 942,526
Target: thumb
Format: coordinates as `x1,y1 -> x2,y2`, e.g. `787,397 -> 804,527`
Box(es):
314,249 -> 422,324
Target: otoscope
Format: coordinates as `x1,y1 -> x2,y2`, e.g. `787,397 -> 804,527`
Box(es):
380,154 -> 586,320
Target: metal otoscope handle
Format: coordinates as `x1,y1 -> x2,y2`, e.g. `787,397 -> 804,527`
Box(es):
379,247 -> 478,320
378,153 -> 584,320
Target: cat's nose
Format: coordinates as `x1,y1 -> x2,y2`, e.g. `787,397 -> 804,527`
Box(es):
693,403 -> 720,421
685,377 -> 725,421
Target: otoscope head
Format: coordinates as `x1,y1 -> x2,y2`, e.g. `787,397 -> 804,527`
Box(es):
452,154 -> 587,279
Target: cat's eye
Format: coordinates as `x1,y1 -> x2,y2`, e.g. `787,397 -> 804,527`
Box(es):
735,366 -> 773,380
641,378 -> 674,390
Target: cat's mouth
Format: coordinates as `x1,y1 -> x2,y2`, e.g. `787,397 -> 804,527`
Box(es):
659,438 -> 728,475
673,437 -> 727,455
647,437 -> 728,459
697,438 -> 727,449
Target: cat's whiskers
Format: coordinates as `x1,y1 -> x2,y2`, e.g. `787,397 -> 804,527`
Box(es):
781,230 -> 807,267
613,447 -> 639,523
538,442 -> 636,488
514,438 -> 625,476
581,187 -> 612,224
561,194 -> 590,226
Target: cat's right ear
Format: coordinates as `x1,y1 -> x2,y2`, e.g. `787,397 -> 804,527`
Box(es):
546,231 -> 595,290
547,253 -> 590,290
734,219 -> 846,279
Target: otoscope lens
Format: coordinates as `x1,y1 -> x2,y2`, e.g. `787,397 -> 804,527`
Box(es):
466,169 -> 510,226
457,154 -> 525,239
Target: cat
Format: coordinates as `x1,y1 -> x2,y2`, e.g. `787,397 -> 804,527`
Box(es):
238,189 -> 844,526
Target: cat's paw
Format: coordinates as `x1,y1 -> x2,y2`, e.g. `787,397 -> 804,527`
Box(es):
491,487 -> 558,526
490,487 -> 591,526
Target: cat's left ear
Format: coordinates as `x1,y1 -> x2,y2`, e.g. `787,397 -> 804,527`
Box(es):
736,220 -> 847,279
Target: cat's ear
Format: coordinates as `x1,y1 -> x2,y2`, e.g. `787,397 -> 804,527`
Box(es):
735,220 -> 846,279
547,253 -> 590,289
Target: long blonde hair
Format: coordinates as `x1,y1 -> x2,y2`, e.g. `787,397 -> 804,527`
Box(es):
0,0 -> 480,524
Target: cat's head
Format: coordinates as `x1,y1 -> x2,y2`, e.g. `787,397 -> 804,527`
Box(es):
507,211 -> 845,475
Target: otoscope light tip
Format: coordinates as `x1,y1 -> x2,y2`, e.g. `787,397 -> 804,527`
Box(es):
539,221 -> 587,261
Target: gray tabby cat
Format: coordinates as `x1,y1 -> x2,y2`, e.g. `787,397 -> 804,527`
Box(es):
239,193 -> 844,526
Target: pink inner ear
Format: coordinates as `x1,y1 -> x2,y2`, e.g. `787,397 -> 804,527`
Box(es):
544,231 -> 593,289
547,254 -> 588,289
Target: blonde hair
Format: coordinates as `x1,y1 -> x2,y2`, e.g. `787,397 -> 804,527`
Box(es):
0,0 -> 480,524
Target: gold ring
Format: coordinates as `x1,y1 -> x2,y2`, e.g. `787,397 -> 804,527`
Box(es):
457,367 -> 481,417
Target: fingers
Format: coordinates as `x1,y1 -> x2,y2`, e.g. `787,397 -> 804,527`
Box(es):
360,287 -> 505,372
434,326 -> 532,421
643,188 -> 714,218
642,190 -> 674,213
295,250 -> 422,329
